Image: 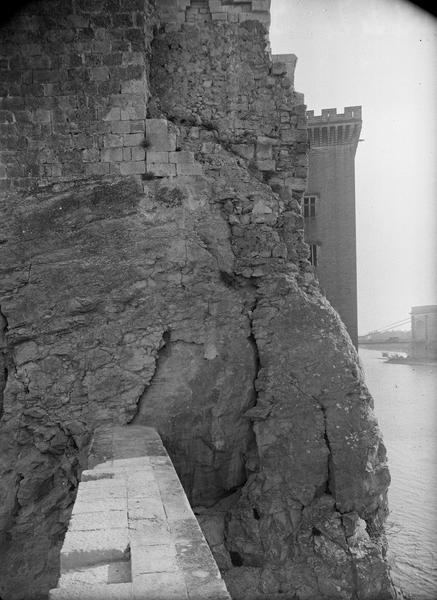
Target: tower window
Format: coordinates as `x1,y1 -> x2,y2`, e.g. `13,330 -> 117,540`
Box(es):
303,195 -> 317,218
309,243 -> 319,267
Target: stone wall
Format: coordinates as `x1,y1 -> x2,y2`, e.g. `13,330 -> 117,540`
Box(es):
147,17 -> 310,276
156,0 -> 270,31
0,0 -> 155,192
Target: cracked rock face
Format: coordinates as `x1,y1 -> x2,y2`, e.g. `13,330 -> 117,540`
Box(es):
0,3 -> 395,600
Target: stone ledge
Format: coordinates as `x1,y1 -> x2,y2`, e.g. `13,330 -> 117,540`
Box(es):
49,425 -> 231,600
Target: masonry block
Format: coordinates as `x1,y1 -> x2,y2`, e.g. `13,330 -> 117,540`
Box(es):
95,457 -> 151,470
146,118 -> 176,152
101,147 -> 123,162
90,67 -> 110,81
121,105 -> 145,121
69,510 -> 128,531
169,151 -> 194,164
128,520 -> 172,547
85,162 -> 110,175
50,583 -> 133,600
119,161 -> 146,175
128,120 -> 145,133
147,163 -> 176,177
176,163 -> 203,176
132,572 -> 187,600
146,151 -> 169,164
81,148 -> 99,162
145,118 -> 166,140
128,496 -> 166,521
75,480 -> 127,501
256,137 -> 273,160
163,500 -> 194,522
58,564 -> 113,587
71,498 -> 123,515
61,529 -> 130,571
249,10 -> 271,26
184,573 -> 230,600
33,109 -> 51,123
104,133 -> 124,147
130,146 -> 146,161
256,159 -> 276,171
174,539 -> 219,573
252,0 -> 270,9
111,121 -> 131,134
211,13 -> 227,21
272,61 -> 287,76
121,79 -> 146,94
102,107 -> 121,121
130,543 -> 178,577
126,477 -> 160,499
122,133 -> 145,147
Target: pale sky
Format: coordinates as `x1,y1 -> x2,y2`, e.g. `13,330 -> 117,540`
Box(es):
270,0 -> 437,335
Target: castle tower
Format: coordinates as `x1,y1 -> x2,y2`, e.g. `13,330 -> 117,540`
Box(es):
305,106 -> 362,347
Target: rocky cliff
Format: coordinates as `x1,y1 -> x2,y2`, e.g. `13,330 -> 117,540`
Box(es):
0,1 -> 395,599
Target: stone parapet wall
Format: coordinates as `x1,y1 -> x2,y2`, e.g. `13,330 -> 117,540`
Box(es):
156,0 -> 270,31
0,0 -> 155,192
50,425 -> 231,600
307,106 -> 362,147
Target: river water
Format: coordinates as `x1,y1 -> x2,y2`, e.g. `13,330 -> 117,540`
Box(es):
359,348 -> 437,599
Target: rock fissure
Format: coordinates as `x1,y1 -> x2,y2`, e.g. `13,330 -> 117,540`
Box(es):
0,306 -> 9,420
288,377 -> 336,505
339,517 -> 361,600
1,473 -> 24,545
241,302 -> 263,477
320,404 -> 335,498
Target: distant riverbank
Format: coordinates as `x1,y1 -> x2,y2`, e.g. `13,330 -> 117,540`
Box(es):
359,341 -> 412,354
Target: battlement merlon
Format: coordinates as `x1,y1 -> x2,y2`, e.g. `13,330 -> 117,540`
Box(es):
306,106 -> 362,124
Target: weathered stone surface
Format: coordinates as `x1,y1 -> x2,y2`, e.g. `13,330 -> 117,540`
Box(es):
50,425 -> 230,600
0,1 -> 395,600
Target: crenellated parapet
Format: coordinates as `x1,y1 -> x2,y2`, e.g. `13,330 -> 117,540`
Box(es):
156,0 -> 271,31
307,106 -> 362,147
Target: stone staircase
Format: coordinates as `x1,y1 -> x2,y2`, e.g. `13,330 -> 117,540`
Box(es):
49,425 -> 231,600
